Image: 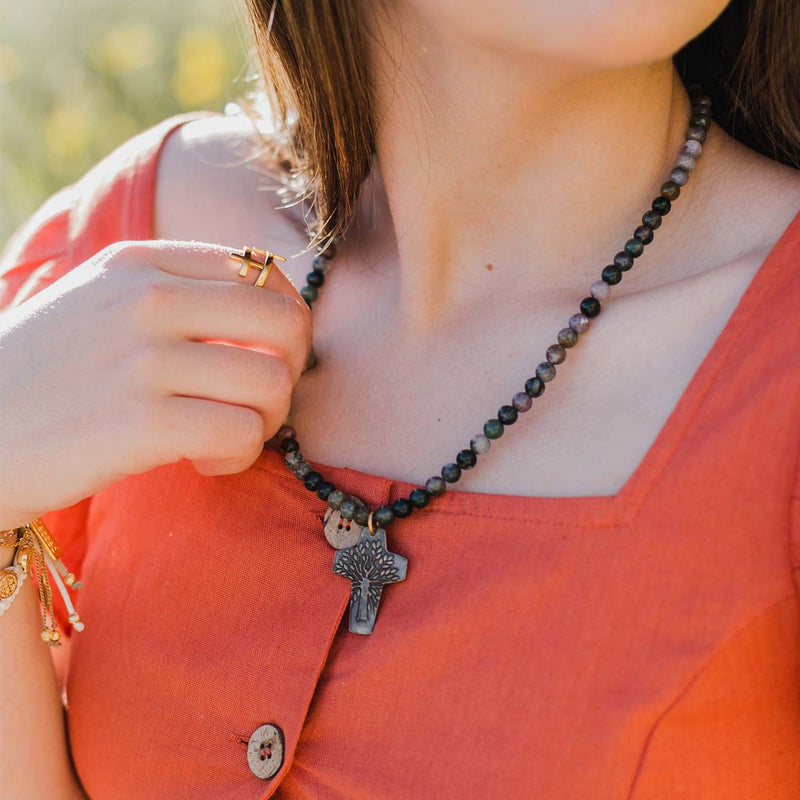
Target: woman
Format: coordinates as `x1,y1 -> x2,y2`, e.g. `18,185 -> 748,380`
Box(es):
1,0 -> 799,797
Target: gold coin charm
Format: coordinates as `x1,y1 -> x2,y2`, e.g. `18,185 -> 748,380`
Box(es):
0,568 -> 19,599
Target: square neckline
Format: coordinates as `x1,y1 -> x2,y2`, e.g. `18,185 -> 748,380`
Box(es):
146,116 -> 800,528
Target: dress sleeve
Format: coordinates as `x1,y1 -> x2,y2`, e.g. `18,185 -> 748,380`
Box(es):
0,112 -> 207,632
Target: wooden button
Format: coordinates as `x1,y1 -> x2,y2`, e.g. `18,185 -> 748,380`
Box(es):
246,723 -> 285,779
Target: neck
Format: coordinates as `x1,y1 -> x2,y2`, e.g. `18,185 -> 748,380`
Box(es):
346,5 -> 697,339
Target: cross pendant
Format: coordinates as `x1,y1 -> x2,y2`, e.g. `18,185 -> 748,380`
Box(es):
332,527 -> 408,635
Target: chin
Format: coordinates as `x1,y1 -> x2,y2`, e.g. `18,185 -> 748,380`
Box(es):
405,0 -> 731,69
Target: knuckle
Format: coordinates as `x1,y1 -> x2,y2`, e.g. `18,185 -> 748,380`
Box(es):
123,343 -> 162,389
278,292 -> 310,345
126,274 -> 180,320
131,400 -> 175,466
230,407 -> 265,451
266,356 -> 294,398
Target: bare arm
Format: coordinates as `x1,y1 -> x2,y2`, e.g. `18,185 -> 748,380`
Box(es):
0,545 -> 88,799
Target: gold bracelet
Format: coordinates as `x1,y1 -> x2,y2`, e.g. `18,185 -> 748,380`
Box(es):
0,518 -> 85,645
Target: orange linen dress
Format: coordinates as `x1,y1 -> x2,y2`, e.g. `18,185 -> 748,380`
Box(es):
1,115 -> 799,800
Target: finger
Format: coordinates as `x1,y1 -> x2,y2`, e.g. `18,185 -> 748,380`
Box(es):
151,341 -> 293,435
148,395 -> 271,472
145,278 -> 311,384
138,240 -> 304,307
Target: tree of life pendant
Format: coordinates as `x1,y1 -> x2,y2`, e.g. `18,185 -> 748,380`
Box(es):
332,527 -> 408,635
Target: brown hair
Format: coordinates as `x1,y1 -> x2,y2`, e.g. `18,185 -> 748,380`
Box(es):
244,0 -> 800,250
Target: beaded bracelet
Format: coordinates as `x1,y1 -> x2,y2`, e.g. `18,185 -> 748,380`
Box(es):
0,518 -> 85,645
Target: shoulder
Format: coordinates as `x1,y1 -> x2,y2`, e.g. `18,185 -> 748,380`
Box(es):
0,112 -> 208,310
153,111 -> 305,246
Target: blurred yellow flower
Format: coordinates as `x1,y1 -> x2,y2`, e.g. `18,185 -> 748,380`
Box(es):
94,22 -> 160,76
44,104 -> 93,165
0,45 -> 21,84
171,28 -> 227,108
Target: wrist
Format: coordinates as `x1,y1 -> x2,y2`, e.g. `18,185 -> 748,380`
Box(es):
0,545 -> 15,569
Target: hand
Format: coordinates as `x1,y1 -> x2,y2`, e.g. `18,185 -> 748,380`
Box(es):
0,240 -> 312,528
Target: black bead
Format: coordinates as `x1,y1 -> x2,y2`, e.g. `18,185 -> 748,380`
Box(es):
483,419 -> 504,439
688,83 -> 705,101
524,377 -> 545,397
426,476 -> 447,496
693,97 -> 712,114
306,270 -> 324,288
690,112 -> 711,130
498,405 -> 518,425
642,210 -> 662,230
661,181 -> 680,201
316,480 -> 335,501
601,264 -> 622,285
409,488 -> 431,508
279,437 -> 299,454
442,462 -> 462,482
303,471 -> 323,491
634,225 -> 654,245
613,251 -> 634,271
457,449 -> 478,469
374,505 -> 395,527
652,196 -> 671,215
624,239 -> 644,259
392,498 -> 413,518
580,296 -> 601,317
340,498 -> 357,520
353,504 -> 370,525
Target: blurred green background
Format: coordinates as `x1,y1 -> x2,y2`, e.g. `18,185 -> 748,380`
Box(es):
0,0 -> 250,244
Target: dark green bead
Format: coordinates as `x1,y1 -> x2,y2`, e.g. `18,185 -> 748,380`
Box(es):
483,419 -> 504,439
306,270 -> 324,287
340,498 -> 357,520
524,377 -> 545,397
634,225 -> 654,245
602,264 -> 622,285
327,489 -> 346,509
353,503 -> 370,525
456,449 -> 477,469
311,256 -> 327,271
652,196 -> 671,215
392,498 -> 413,518
690,112 -> 711,130
613,251 -> 633,271
409,488 -> 430,508
279,437 -> 299,454
442,462 -> 462,482
557,327 -> 579,348
642,210 -> 662,230
498,405 -> 518,425
426,476 -> 447,496
374,505 -> 395,527
316,481 -> 335,501
624,238 -> 644,258
580,297 -> 601,317
300,285 -> 318,304
303,471 -> 323,491
660,181 -> 680,201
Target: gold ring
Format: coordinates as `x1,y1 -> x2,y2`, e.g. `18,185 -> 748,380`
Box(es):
229,247 -> 286,288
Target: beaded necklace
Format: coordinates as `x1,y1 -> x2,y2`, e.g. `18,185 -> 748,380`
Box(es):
265,87 -> 712,635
